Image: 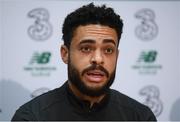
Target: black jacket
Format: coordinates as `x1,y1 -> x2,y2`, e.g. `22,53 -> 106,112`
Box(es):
12,82 -> 157,121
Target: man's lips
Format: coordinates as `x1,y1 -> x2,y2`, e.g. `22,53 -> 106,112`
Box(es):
81,64 -> 109,78
87,70 -> 105,76
84,70 -> 106,83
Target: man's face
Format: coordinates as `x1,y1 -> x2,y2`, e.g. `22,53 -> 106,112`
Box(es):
62,24 -> 119,97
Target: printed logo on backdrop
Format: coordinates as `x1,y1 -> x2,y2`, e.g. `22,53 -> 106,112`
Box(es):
27,8 -> 53,41
132,50 -> 162,75
135,8 -> 158,41
31,87 -> 50,98
24,51 -> 56,76
139,85 -> 163,117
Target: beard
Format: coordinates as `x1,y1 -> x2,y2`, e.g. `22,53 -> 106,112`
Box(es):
68,58 -> 116,97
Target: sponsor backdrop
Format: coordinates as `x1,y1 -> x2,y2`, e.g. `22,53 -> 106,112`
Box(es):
0,0 -> 180,121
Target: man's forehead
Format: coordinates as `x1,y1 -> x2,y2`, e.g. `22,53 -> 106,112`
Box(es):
77,24 -> 116,34
73,24 -> 118,43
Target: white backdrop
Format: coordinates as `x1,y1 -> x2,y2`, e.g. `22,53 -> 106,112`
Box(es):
0,0 -> 180,121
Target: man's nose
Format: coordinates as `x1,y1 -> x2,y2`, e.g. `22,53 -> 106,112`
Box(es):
90,49 -> 104,65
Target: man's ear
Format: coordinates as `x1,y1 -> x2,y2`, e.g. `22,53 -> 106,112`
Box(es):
60,45 -> 69,64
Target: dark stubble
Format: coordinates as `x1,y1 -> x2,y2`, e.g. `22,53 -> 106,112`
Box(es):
68,57 -> 116,97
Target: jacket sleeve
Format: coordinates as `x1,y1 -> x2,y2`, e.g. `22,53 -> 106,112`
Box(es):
11,105 -> 37,121
143,106 -> 157,121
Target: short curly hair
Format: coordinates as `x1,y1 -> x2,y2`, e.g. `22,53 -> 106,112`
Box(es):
62,3 -> 123,48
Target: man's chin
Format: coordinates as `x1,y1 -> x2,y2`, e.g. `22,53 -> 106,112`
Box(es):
76,82 -> 109,97
82,79 -> 107,88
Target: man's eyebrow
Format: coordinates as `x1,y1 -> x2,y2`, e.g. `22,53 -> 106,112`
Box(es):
79,39 -> 96,45
79,39 -> 116,46
103,39 -> 116,46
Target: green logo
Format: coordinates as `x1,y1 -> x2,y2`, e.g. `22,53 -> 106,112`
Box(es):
132,50 -> 162,75
24,51 -> 56,76
30,52 -> 51,64
138,51 -> 157,63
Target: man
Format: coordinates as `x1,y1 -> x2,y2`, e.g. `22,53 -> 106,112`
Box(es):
12,3 -> 157,121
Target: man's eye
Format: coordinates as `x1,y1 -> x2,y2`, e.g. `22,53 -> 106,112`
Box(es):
80,47 -> 92,53
104,48 -> 114,54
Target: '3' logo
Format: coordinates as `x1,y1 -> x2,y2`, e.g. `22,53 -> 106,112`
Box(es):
27,8 -> 53,41
135,8 -> 158,41
140,85 -> 163,117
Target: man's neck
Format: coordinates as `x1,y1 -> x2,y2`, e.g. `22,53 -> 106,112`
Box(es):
68,81 -> 106,108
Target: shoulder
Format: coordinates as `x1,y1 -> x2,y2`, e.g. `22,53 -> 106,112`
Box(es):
12,83 -> 67,120
110,89 -> 145,109
29,84 -> 66,110
29,83 -> 66,109
109,89 -> 157,120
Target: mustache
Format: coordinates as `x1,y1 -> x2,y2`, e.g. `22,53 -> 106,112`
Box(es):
82,64 -> 109,77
